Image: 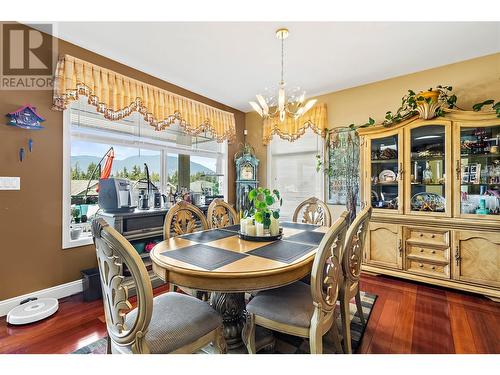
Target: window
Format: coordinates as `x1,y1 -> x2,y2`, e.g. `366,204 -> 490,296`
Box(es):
267,129 -> 324,221
63,99 -> 227,249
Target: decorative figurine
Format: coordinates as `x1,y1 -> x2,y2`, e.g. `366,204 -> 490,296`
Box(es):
19,148 -> 25,162
423,162 -> 433,184
6,105 -> 45,130
28,138 -> 33,152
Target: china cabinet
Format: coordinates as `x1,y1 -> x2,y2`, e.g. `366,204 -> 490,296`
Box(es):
358,109 -> 500,301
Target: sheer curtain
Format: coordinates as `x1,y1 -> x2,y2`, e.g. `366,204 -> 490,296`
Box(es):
268,129 -> 324,220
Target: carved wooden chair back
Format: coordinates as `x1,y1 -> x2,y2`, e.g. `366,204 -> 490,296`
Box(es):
342,207 -> 372,285
92,218 -> 153,354
207,199 -> 240,229
310,211 -> 348,312
163,201 -> 209,239
292,197 -> 332,227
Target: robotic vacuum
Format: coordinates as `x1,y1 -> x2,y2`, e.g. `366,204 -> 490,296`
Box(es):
6,298 -> 59,325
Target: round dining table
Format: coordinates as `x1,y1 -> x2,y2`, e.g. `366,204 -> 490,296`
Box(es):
150,222 -> 328,350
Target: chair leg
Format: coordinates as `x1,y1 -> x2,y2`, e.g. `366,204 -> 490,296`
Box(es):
214,326 -> 227,354
106,335 -> 112,354
325,323 -> 344,354
355,289 -> 365,326
309,306 -> 323,354
340,290 -> 353,354
242,312 -> 256,354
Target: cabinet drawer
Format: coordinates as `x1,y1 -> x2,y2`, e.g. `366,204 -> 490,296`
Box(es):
406,259 -> 450,279
406,245 -> 449,263
406,227 -> 450,247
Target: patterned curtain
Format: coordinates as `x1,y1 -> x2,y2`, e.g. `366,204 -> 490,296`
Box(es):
52,55 -> 236,143
262,103 -> 328,145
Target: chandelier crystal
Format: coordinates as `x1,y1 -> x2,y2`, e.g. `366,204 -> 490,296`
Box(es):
250,28 -> 317,122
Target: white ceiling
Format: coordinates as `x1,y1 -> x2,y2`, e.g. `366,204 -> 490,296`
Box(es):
47,22 -> 500,112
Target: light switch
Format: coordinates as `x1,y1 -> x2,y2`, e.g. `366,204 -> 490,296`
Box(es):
0,177 -> 21,190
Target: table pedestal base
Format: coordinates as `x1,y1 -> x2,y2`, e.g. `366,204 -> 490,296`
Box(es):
210,292 -> 246,350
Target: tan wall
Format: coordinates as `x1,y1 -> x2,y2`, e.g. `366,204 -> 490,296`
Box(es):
0,23 -> 244,301
245,53 -> 500,217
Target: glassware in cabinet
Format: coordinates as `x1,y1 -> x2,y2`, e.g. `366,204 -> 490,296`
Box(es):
369,133 -> 401,211
407,124 -> 450,215
458,124 -> 500,216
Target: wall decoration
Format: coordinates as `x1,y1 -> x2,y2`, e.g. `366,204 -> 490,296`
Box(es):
6,105 -> 45,130
19,148 -> 25,162
324,129 -> 360,224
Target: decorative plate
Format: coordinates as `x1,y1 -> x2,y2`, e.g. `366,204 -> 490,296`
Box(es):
410,192 -> 445,212
378,169 -> 396,183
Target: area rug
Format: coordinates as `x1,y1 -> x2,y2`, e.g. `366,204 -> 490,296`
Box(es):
72,291 -> 376,354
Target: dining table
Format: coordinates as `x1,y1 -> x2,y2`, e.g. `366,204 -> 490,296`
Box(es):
150,221 -> 329,350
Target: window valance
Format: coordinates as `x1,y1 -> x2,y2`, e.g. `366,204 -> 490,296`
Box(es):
262,103 -> 328,145
52,55 -> 236,142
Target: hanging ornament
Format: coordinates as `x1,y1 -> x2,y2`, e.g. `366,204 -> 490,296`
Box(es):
28,138 -> 33,152
7,105 -> 45,130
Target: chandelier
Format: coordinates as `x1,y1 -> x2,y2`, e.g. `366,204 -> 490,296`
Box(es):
249,28 -> 317,122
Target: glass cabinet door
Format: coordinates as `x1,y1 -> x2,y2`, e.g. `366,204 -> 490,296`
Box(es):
368,132 -> 402,212
457,123 -> 500,218
406,123 -> 451,216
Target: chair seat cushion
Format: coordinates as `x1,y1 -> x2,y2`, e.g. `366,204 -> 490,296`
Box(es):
124,292 -> 222,353
246,281 -> 313,328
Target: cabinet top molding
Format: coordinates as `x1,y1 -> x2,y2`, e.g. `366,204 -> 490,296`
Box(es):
357,109 -> 498,136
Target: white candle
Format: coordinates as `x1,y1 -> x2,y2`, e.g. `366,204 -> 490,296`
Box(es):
240,218 -> 248,234
256,222 -> 264,237
246,224 -> 256,236
270,216 -> 280,236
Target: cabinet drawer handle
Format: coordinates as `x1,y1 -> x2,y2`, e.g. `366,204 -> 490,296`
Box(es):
456,160 -> 461,181
419,263 -> 424,268
399,162 -> 403,180
431,234 -> 435,239
419,233 -> 424,237
455,246 -> 461,266
398,239 -> 403,256
431,250 -> 436,254
431,266 -> 436,270
420,248 -> 424,252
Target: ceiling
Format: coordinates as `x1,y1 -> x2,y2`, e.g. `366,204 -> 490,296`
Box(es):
45,22 -> 499,112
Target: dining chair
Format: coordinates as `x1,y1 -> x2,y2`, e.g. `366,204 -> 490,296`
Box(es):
163,200 -> 210,299
242,211 -> 349,354
163,200 -> 209,239
91,218 -> 226,354
292,197 -> 332,227
207,198 -> 239,229
338,206 -> 372,354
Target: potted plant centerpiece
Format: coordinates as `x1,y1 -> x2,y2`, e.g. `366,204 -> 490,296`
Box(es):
240,188 -> 282,239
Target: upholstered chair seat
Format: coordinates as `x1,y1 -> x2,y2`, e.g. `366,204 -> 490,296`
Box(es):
246,281 -> 314,328
120,292 -> 222,354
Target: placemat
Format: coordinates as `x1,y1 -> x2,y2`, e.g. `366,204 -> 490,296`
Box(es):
180,229 -> 236,243
286,231 -> 325,246
281,222 -> 320,231
220,224 -> 241,233
161,244 -> 247,270
247,240 -> 315,264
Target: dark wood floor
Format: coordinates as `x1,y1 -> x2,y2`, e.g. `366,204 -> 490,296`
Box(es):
0,275 -> 498,354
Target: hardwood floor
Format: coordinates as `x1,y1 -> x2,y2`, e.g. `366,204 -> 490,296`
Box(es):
0,275 -> 498,354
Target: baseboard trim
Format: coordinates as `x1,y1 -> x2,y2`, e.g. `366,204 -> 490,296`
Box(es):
0,279 -> 83,317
